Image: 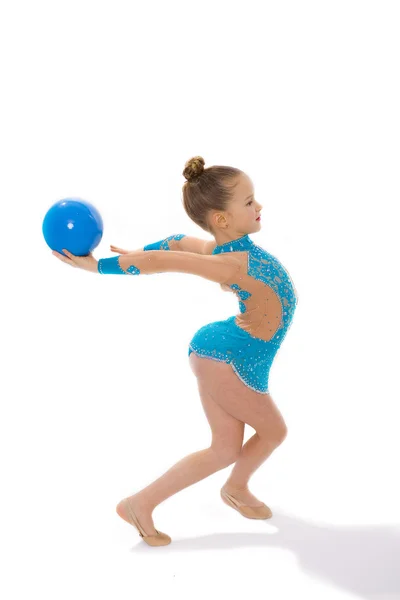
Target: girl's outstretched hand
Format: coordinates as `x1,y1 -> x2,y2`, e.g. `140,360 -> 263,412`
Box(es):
52,249 -> 98,273
110,245 -> 132,254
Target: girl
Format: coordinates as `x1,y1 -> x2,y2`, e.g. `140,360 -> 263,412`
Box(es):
52,156 -> 298,547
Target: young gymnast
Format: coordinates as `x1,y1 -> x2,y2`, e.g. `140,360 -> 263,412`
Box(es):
52,156 -> 298,547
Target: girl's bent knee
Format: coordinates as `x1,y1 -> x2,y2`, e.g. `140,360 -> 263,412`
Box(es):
210,445 -> 240,467
278,426 -> 288,444
258,426 -> 288,446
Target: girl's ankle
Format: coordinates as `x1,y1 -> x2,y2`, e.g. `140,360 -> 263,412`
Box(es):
222,482 -> 249,491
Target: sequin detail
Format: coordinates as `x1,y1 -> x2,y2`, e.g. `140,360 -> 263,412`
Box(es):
212,233 -> 298,342
127,264 -> 140,274
188,234 -> 298,394
229,283 -> 252,313
143,233 -> 186,251
188,316 -> 281,395
230,283 -> 252,302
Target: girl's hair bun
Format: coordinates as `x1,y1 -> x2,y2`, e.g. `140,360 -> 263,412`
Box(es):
183,156 -> 205,182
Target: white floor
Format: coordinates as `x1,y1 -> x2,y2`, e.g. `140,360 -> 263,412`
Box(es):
3,394 -> 399,600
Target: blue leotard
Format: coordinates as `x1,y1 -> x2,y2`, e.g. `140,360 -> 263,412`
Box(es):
98,233 -> 298,395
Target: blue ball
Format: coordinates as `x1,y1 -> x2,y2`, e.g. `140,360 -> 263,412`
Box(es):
42,198 -> 103,257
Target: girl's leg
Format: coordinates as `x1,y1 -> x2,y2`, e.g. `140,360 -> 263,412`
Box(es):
117,354 -> 287,534
190,354 -> 288,501
131,446 -> 234,510
117,355 -> 245,534
117,447 -> 234,536
223,431 -> 285,493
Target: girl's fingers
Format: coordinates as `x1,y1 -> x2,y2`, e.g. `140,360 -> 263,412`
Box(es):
52,250 -> 76,266
110,246 -> 128,254
62,249 -> 77,264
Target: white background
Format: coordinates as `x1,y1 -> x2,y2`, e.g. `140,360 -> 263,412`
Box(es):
1,1 -> 399,598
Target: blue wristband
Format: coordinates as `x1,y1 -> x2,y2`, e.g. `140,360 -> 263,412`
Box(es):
143,233 -> 186,251
98,256 -> 140,275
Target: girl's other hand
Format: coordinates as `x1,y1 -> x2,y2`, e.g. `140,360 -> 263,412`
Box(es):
110,245 -> 132,254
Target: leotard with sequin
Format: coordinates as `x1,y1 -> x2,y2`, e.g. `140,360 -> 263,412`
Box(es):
98,233 -> 298,394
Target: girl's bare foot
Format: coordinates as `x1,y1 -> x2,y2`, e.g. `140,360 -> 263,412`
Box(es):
116,494 -> 158,536
221,484 -> 265,507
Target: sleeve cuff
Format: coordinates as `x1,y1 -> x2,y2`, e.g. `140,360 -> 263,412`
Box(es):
98,256 -> 128,274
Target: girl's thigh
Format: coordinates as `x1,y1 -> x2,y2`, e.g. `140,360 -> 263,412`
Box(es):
189,352 -> 287,442
195,375 -> 245,460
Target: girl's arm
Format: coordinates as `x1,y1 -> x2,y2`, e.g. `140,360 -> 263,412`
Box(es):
171,235 -> 217,255
111,234 -> 216,255
98,249 -> 241,286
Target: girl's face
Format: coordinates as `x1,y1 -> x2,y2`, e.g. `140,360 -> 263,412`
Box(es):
209,173 -> 263,237
230,173 -> 263,232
